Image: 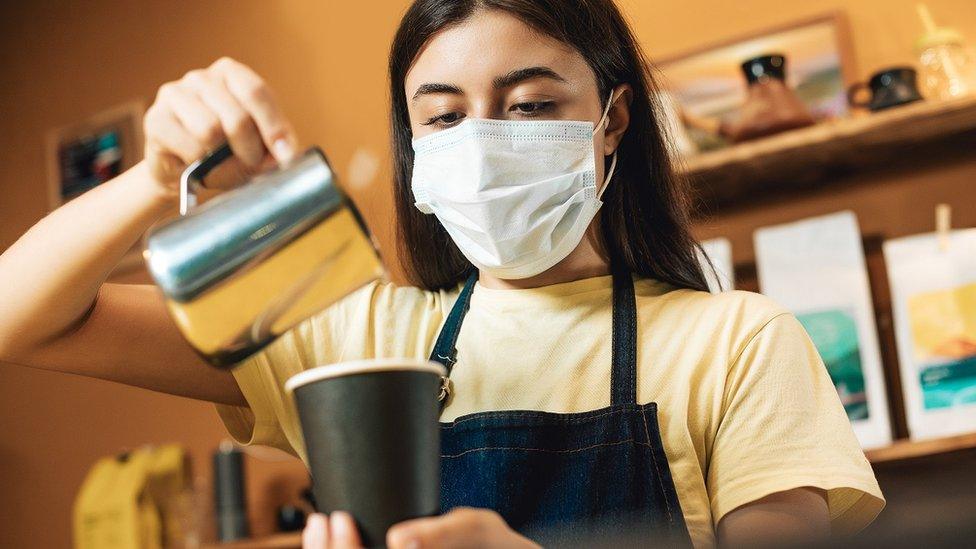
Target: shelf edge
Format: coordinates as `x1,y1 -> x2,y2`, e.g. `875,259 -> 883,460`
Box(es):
866,432 -> 976,464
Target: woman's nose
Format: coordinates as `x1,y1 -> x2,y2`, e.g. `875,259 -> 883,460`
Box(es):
468,99 -> 504,121
470,107 -> 495,120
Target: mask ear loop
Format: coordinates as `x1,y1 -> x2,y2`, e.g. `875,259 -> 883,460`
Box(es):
595,89 -> 620,200
598,151 -> 619,200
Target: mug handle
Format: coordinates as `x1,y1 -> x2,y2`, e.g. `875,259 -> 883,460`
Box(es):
179,143 -> 234,216
847,82 -> 872,110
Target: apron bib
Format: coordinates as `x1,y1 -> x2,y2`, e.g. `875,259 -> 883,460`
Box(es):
430,271 -> 692,546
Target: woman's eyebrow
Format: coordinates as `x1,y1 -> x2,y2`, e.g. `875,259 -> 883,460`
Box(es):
493,66 -> 567,89
411,66 -> 566,101
412,82 -> 463,101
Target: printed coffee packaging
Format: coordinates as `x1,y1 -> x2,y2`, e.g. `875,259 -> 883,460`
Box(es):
884,229 -> 976,440
755,211 -> 892,448
700,238 -> 734,293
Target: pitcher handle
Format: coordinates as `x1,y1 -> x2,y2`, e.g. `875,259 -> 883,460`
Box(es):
179,143 -> 235,215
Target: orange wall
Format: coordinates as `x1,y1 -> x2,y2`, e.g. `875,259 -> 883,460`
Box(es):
622,0 -> 976,73
2,1 -> 975,547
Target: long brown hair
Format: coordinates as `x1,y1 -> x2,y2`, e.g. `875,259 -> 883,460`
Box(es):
389,0 -> 709,292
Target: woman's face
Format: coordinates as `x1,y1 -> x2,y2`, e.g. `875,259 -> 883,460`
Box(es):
405,9 -> 625,187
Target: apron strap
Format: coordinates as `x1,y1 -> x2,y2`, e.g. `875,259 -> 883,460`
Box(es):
428,270 -> 638,406
429,271 -> 479,375
610,270 -> 637,406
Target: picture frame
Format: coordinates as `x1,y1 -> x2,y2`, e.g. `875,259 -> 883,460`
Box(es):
45,100 -> 145,210
45,101 -> 147,275
656,12 -> 857,153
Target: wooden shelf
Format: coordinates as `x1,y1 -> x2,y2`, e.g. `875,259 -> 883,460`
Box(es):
866,432 -> 976,464
204,532 -> 301,549
681,94 -> 976,209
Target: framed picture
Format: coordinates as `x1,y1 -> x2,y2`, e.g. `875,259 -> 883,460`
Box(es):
45,101 -> 147,275
45,100 -> 145,210
657,12 -> 856,152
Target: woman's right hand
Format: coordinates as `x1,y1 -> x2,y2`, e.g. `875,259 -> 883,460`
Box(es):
0,56 -> 297,406
143,56 -> 299,195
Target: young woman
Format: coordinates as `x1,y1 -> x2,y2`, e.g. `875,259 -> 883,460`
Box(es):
0,0 -> 883,547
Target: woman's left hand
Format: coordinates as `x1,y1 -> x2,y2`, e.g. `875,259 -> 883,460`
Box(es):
302,508 -> 541,548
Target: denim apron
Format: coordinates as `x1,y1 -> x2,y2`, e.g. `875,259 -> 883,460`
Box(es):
429,271 -> 692,546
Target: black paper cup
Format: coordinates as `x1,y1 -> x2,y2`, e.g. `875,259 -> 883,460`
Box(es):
285,358 -> 446,547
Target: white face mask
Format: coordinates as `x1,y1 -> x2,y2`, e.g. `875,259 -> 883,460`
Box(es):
410,92 -> 619,279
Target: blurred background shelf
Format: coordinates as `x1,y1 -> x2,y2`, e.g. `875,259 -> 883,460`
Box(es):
683,95 -> 976,211
205,532 -> 302,549
866,432 -> 976,464
690,92 -> 976,448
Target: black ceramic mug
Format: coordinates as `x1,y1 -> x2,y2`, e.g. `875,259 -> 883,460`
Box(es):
847,66 -> 923,111
285,359 -> 446,548
741,53 -> 788,83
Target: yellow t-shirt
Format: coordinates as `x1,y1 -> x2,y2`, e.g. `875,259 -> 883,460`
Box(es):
216,275 -> 884,547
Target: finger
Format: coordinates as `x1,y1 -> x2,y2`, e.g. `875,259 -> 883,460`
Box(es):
211,57 -> 298,163
303,513 -> 328,548
158,82 -> 224,153
329,511 -> 363,549
387,508 -> 485,549
144,105 -> 207,165
183,69 -> 266,168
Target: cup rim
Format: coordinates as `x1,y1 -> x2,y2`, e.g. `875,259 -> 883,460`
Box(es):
284,358 -> 447,394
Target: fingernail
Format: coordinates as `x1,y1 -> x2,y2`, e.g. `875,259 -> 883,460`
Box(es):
303,513 -> 328,547
388,527 -> 420,549
273,138 -> 296,163
331,511 -> 356,542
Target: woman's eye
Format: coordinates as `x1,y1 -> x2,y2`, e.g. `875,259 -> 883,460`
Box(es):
510,101 -> 555,116
421,111 -> 465,128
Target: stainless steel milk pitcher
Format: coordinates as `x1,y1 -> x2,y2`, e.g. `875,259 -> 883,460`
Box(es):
144,144 -> 384,368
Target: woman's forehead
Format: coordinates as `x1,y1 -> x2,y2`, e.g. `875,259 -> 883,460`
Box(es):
405,10 -> 594,96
